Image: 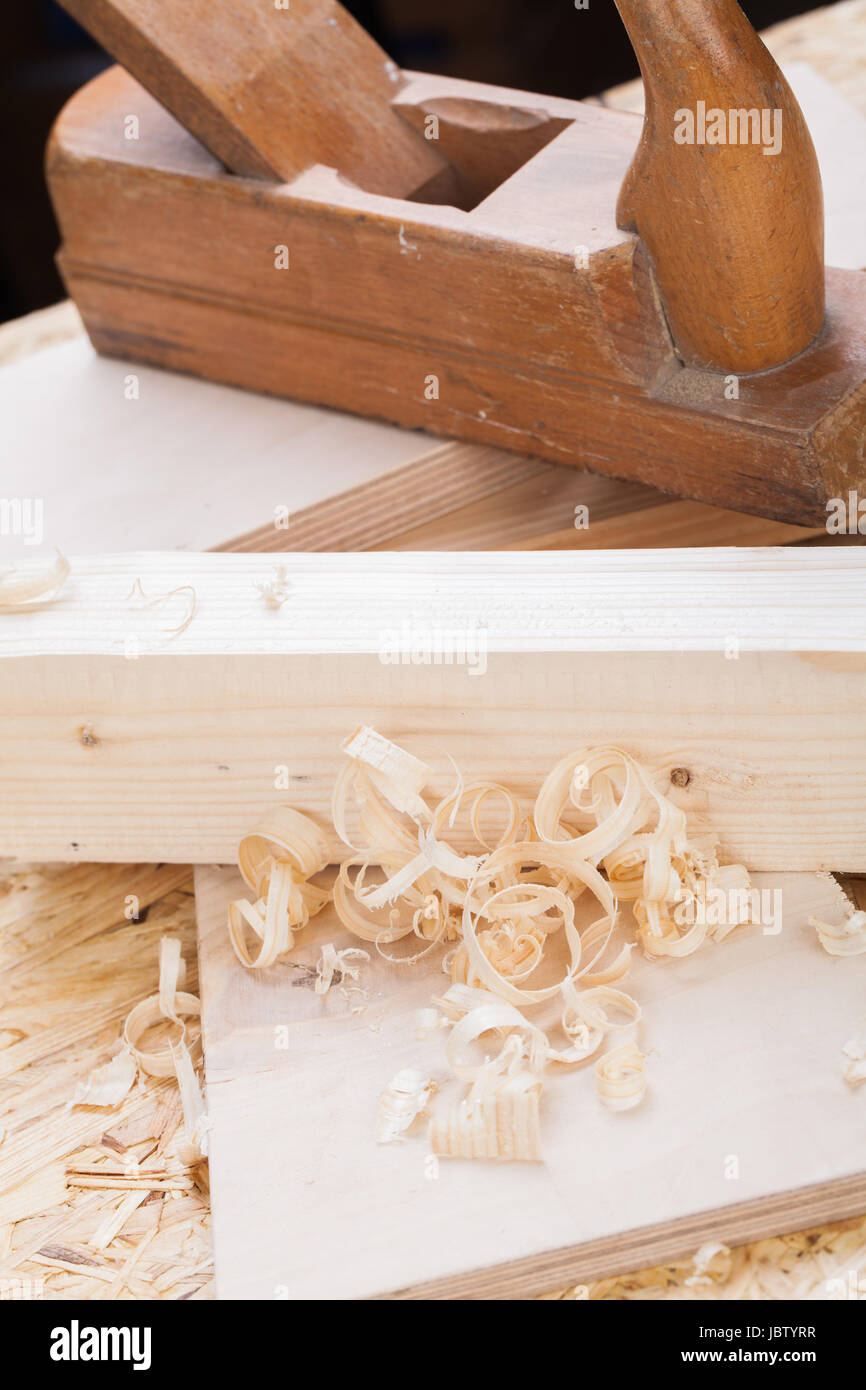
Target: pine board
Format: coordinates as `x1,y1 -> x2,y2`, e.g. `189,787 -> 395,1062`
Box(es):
3,550 -> 866,869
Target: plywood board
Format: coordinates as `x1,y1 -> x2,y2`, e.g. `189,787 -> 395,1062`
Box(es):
0,338 -> 433,557
194,865 -> 866,1299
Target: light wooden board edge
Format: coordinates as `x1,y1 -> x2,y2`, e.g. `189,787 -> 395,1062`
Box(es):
5,548 -> 866,655
381,1171 -> 866,1299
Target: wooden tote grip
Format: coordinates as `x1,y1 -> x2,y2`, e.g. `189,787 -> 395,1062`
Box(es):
55,0 -> 449,198
613,0 -> 825,374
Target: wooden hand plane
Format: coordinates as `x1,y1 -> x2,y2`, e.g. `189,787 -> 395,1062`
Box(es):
47,0 -> 866,525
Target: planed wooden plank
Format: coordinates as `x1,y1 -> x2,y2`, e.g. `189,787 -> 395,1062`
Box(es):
194,865 -> 866,1299
215,444 -> 548,554
5,549 -> 866,657
375,486 -> 825,553
2,550 -> 866,869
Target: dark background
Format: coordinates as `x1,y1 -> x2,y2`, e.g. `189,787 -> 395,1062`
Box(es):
0,0 -> 831,323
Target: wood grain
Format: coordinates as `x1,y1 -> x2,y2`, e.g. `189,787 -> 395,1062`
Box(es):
0,859 -> 212,1300
2,551 -> 866,869
213,444 -> 550,554
54,0 -> 448,197
613,0 -> 825,373
194,864 -> 866,1299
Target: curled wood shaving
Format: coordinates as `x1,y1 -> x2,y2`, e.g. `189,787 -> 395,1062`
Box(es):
72,1048 -> 138,1109
228,808 -> 330,968
126,577 -> 197,636
444,994 -> 547,1080
123,939 -> 201,1079
315,943 -> 369,996
122,991 -> 202,1079
685,1241 -> 733,1287
430,1072 -> 542,1161
842,1028 -> 866,1087
339,725 -> 432,824
535,747 -> 748,959
227,732 -> 767,1161
0,550 -> 69,609
810,908 -> 866,956
122,937 -> 209,1162
595,1043 -> 648,1112
376,1069 -> 437,1143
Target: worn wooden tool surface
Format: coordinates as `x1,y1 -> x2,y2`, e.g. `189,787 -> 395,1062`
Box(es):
47,63 -> 866,526
55,0 -> 448,198
194,865 -> 866,1299
613,0 -> 825,373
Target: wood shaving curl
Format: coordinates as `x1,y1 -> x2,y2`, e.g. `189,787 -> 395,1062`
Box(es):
595,1043 -> 648,1112
376,1069 -> 437,1143
228,729 -> 763,1162
315,943 -> 369,996
121,936 -> 209,1162
228,808 -> 330,968
430,1072 -> 542,1162
126,577 -> 197,636
842,1028 -> 866,1087
72,1048 -> 138,1109
810,908 -> 866,957
0,550 -> 69,609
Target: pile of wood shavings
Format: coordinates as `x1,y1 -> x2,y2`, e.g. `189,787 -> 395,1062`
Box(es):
227,728 -> 772,1161
543,1220 -> 866,1300
0,863 -> 213,1300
